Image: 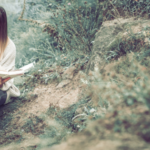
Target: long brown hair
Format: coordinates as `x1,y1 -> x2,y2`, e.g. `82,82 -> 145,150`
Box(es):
0,6 -> 8,60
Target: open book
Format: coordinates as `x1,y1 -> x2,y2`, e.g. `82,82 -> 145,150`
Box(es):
0,62 -> 35,81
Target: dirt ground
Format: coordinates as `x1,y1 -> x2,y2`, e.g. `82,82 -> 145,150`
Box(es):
0,69 -> 85,149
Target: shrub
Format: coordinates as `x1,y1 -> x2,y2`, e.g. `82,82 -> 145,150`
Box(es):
45,0 -> 105,55
112,0 -> 150,18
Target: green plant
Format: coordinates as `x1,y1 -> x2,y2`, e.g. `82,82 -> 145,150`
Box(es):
46,0 -> 104,55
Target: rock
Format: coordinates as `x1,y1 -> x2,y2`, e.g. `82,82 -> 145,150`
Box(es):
75,107 -> 84,115
62,66 -> 76,80
144,37 -> 150,45
74,71 -> 87,81
56,80 -> 71,89
75,106 -> 91,115
89,108 -> 96,113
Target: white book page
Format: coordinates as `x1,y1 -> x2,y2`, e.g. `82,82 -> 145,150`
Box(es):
20,63 -> 35,73
8,70 -> 24,76
0,62 -> 35,79
0,70 -> 24,79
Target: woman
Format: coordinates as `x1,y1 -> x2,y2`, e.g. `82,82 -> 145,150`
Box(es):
0,6 -> 20,106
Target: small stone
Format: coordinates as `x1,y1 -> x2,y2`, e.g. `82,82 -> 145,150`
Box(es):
90,108 -> 96,113
56,80 -> 70,88
75,107 -> 84,115
62,66 -> 76,80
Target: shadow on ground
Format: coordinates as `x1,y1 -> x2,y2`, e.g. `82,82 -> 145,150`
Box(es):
0,77 -> 25,129
0,98 -> 21,130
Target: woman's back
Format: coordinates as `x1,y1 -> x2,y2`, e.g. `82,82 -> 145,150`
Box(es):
0,37 -> 16,71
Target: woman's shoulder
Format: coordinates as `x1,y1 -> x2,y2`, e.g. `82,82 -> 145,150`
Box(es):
3,38 -> 16,58
6,37 -> 16,52
8,38 -> 16,48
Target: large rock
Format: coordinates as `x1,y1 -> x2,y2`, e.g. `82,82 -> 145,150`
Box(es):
90,17 -> 150,72
62,66 -> 77,80
56,79 -> 71,89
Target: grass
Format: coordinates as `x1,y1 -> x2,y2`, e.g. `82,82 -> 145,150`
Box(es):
0,0 -> 150,149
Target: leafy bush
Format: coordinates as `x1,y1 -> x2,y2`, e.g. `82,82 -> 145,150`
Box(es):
45,0 -> 104,55
115,0 -> 150,13
111,0 -> 150,18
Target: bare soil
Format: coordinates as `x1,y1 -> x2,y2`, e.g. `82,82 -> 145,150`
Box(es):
0,69 -> 84,149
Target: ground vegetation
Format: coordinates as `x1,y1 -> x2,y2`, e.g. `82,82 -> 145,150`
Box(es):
0,0 -> 150,149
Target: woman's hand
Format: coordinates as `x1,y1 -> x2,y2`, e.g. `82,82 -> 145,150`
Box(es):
0,77 -> 11,88
0,77 -> 3,88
